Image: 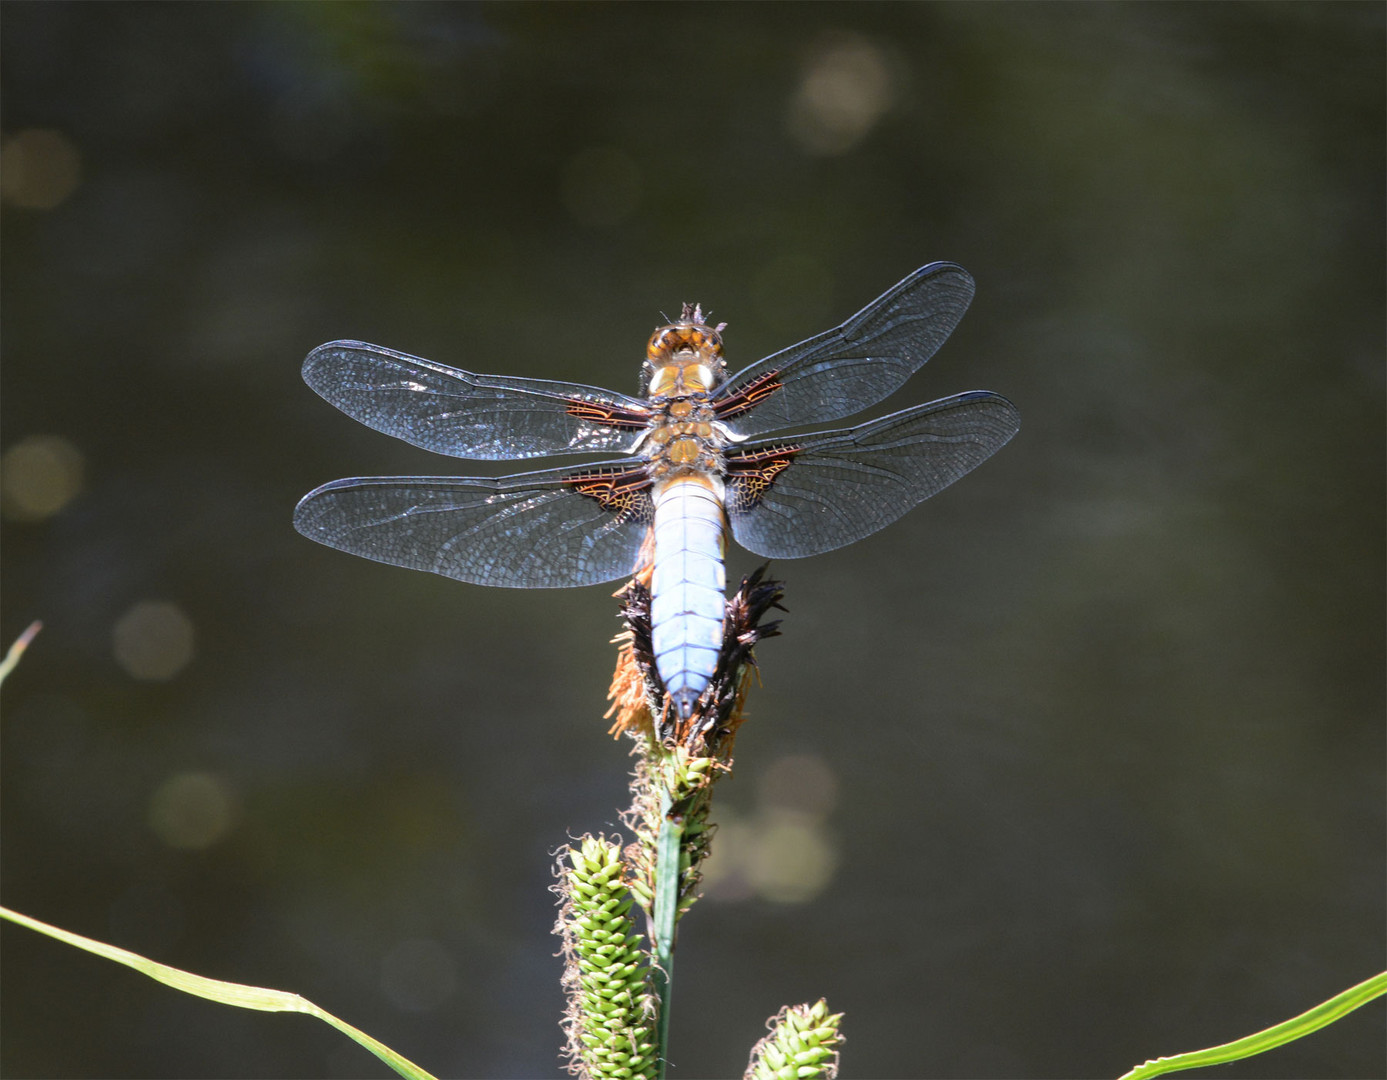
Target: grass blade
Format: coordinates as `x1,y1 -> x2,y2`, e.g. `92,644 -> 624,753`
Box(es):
0,621 -> 42,685
1,905 -> 438,1080
1117,970 -> 1386,1079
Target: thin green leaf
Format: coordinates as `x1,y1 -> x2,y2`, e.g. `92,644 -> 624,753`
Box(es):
1117,970 -> 1387,1080
0,621 -> 42,685
1,905 -> 437,1080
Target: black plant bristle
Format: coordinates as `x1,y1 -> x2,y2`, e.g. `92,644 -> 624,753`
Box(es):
616,565 -> 785,748
619,578 -> 665,703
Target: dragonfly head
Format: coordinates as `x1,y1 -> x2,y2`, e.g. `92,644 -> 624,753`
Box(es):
641,303 -> 728,398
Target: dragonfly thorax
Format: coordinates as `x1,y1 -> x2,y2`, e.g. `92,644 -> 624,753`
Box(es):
642,395 -> 729,479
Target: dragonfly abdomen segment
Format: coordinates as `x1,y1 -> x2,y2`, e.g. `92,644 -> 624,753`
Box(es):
649,477 -> 727,718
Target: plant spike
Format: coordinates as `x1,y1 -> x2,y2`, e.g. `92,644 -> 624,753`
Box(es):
744,999 -> 844,1080
554,836 -> 659,1080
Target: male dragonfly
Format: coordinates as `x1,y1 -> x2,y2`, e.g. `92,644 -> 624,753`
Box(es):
294,262 -> 1020,718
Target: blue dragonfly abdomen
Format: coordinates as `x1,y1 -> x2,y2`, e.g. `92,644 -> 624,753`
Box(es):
649,475 -> 727,717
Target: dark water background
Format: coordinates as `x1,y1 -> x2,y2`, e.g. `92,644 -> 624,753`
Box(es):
2,4 -> 1382,1077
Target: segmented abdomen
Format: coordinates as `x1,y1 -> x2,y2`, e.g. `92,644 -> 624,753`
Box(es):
649,478 -> 726,718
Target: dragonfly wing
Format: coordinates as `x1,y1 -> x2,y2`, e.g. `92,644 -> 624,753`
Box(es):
293,460 -> 654,588
304,341 -> 652,460
725,391 -> 1019,559
713,263 -> 975,435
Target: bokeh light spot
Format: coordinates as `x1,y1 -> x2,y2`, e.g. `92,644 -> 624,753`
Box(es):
759,752 -> 840,818
703,805 -> 839,905
147,771 -> 240,850
380,938 -> 457,1012
560,146 -> 643,228
0,435 -> 85,521
113,601 -> 196,681
786,35 -> 895,155
699,808 -> 754,900
744,810 -> 839,904
0,128 -> 83,209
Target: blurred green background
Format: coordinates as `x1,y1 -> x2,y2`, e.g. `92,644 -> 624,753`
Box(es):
2,4 -> 1382,1077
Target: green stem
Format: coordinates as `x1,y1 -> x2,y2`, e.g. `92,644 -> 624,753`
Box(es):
651,783 -> 683,1078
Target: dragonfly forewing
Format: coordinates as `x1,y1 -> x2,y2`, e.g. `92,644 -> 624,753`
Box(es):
304,341 -> 652,461
713,262 -> 976,436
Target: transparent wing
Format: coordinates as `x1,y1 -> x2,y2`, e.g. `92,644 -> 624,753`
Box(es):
303,341 -> 653,461
293,460 -> 654,588
713,263 -> 975,436
726,391 -> 1019,559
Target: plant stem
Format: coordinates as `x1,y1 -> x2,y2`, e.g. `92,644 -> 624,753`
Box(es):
651,782 -> 683,1078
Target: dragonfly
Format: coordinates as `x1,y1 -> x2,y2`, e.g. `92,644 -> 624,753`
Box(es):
294,262 -> 1020,718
